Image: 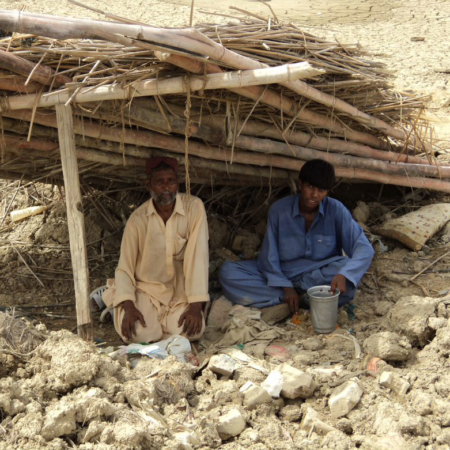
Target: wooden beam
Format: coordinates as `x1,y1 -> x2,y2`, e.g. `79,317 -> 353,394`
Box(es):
55,103 -> 93,341
2,62 -> 324,110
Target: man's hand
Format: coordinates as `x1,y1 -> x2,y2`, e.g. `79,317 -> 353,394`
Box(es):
178,302 -> 203,337
121,300 -> 146,341
283,287 -> 300,314
331,274 -> 347,295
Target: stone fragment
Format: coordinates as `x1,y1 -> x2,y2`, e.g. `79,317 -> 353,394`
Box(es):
410,391 -> 433,416
387,295 -> 439,346
240,428 -> 259,442
300,406 -> 336,435
374,301 -> 392,317
292,350 -> 315,366
433,398 -> 450,426
335,418 -> 353,434
243,385 -> 272,410
276,363 -> 316,399
208,354 -> 239,377
428,317 -> 447,330
279,404 -> 302,422
216,409 -> 246,440
362,432 -> 419,450
174,431 -> 201,449
207,296 -> 233,327
379,372 -> 410,396
261,303 -> 291,325
398,413 -> 428,436
435,373 -> 450,397
363,332 -> 411,362
321,430 -> 354,449
303,337 -> 324,351
437,429 -> 450,445
328,378 -> 364,418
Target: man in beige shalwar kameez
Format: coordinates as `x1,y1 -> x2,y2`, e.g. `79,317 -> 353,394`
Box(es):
102,157 -> 209,343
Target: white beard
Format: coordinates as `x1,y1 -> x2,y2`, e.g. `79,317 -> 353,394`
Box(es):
150,189 -> 177,206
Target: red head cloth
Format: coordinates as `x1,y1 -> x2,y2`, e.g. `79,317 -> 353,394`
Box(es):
145,157 -> 179,174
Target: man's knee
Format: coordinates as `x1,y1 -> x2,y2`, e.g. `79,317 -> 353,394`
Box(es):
165,309 -> 205,342
114,308 -> 163,344
119,326 -> 163,344
218,261 -> 234,284
129,326 -> 163,344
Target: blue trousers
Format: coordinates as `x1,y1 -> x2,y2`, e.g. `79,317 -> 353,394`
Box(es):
218,258 -> 355,309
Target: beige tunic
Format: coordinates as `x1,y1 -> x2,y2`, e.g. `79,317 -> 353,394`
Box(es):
104,193 -> 209,311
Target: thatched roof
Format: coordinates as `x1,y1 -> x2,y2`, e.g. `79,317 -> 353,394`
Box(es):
0,10 -> 448,192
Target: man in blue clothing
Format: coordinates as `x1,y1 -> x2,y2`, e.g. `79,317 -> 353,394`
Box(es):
219,159 -> 374,313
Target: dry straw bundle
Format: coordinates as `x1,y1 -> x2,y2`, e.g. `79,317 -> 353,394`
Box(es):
0,9 -> 448,192
0,310 -> 46,356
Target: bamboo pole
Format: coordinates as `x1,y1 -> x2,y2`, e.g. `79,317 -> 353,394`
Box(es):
102,99 -> 431,166
0,62 -> 324,111
0,48 -> 71,86
5,108 -> 447,180
5,109 -> 450,193
0,10 -> 426,149
2,133 -> 58,151
55,103 -> 92,342
77,106 -> 450,178
234,134 -> 450,179
155,52 -> 387,150
0,70 -> 43,93
2,144 -> 288,186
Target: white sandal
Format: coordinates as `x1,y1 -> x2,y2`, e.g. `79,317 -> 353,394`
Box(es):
90,285 -> 108,312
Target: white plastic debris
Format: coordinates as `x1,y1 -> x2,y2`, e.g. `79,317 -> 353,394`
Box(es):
118,335 -> 191,362
10,205 -> 47,222
261,371 -> 284,398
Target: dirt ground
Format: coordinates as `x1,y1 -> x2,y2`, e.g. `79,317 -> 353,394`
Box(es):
1,0 -> 450,449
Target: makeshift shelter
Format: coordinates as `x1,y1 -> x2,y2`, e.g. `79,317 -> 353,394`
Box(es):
0,9 -> 448,340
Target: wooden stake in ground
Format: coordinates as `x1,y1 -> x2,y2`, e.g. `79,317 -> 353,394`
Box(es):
55,103 -> 93,341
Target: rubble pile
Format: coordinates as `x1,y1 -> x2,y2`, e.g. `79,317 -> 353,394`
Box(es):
0,291 -> 449,450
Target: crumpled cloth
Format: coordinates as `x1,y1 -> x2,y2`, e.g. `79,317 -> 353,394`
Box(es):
215,316 -> 284,357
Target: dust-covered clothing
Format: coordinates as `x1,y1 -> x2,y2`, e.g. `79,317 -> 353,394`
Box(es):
219,195 -> 374,308
103,193 -> 209,342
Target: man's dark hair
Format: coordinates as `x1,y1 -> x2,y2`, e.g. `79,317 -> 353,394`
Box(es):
299,159 -> 335,190
147,162 -> 177,180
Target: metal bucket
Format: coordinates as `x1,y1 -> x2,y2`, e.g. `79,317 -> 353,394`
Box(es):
307,285 -> 340,334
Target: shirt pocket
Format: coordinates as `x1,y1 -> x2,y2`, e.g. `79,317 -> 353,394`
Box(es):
313,234 -> 337,259
173,234 -> 187,260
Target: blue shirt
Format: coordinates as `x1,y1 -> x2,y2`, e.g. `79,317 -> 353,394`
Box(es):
257,195 -> 374,288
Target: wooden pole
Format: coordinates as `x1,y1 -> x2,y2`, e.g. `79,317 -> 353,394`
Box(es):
6,110 -> 450,179
8,109 -> 450,193
0,48 -> 71,86
0,62 -> 324,111
55,103 -> 93,341
155,52 -> 388,150
189,0 -> 195,26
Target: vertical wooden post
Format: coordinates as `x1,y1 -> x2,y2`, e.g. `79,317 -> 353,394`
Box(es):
55,103 -> 93,341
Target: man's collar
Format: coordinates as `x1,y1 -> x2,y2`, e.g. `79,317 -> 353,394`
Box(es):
293,194 -> 326,217
147,193 -> 185,216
